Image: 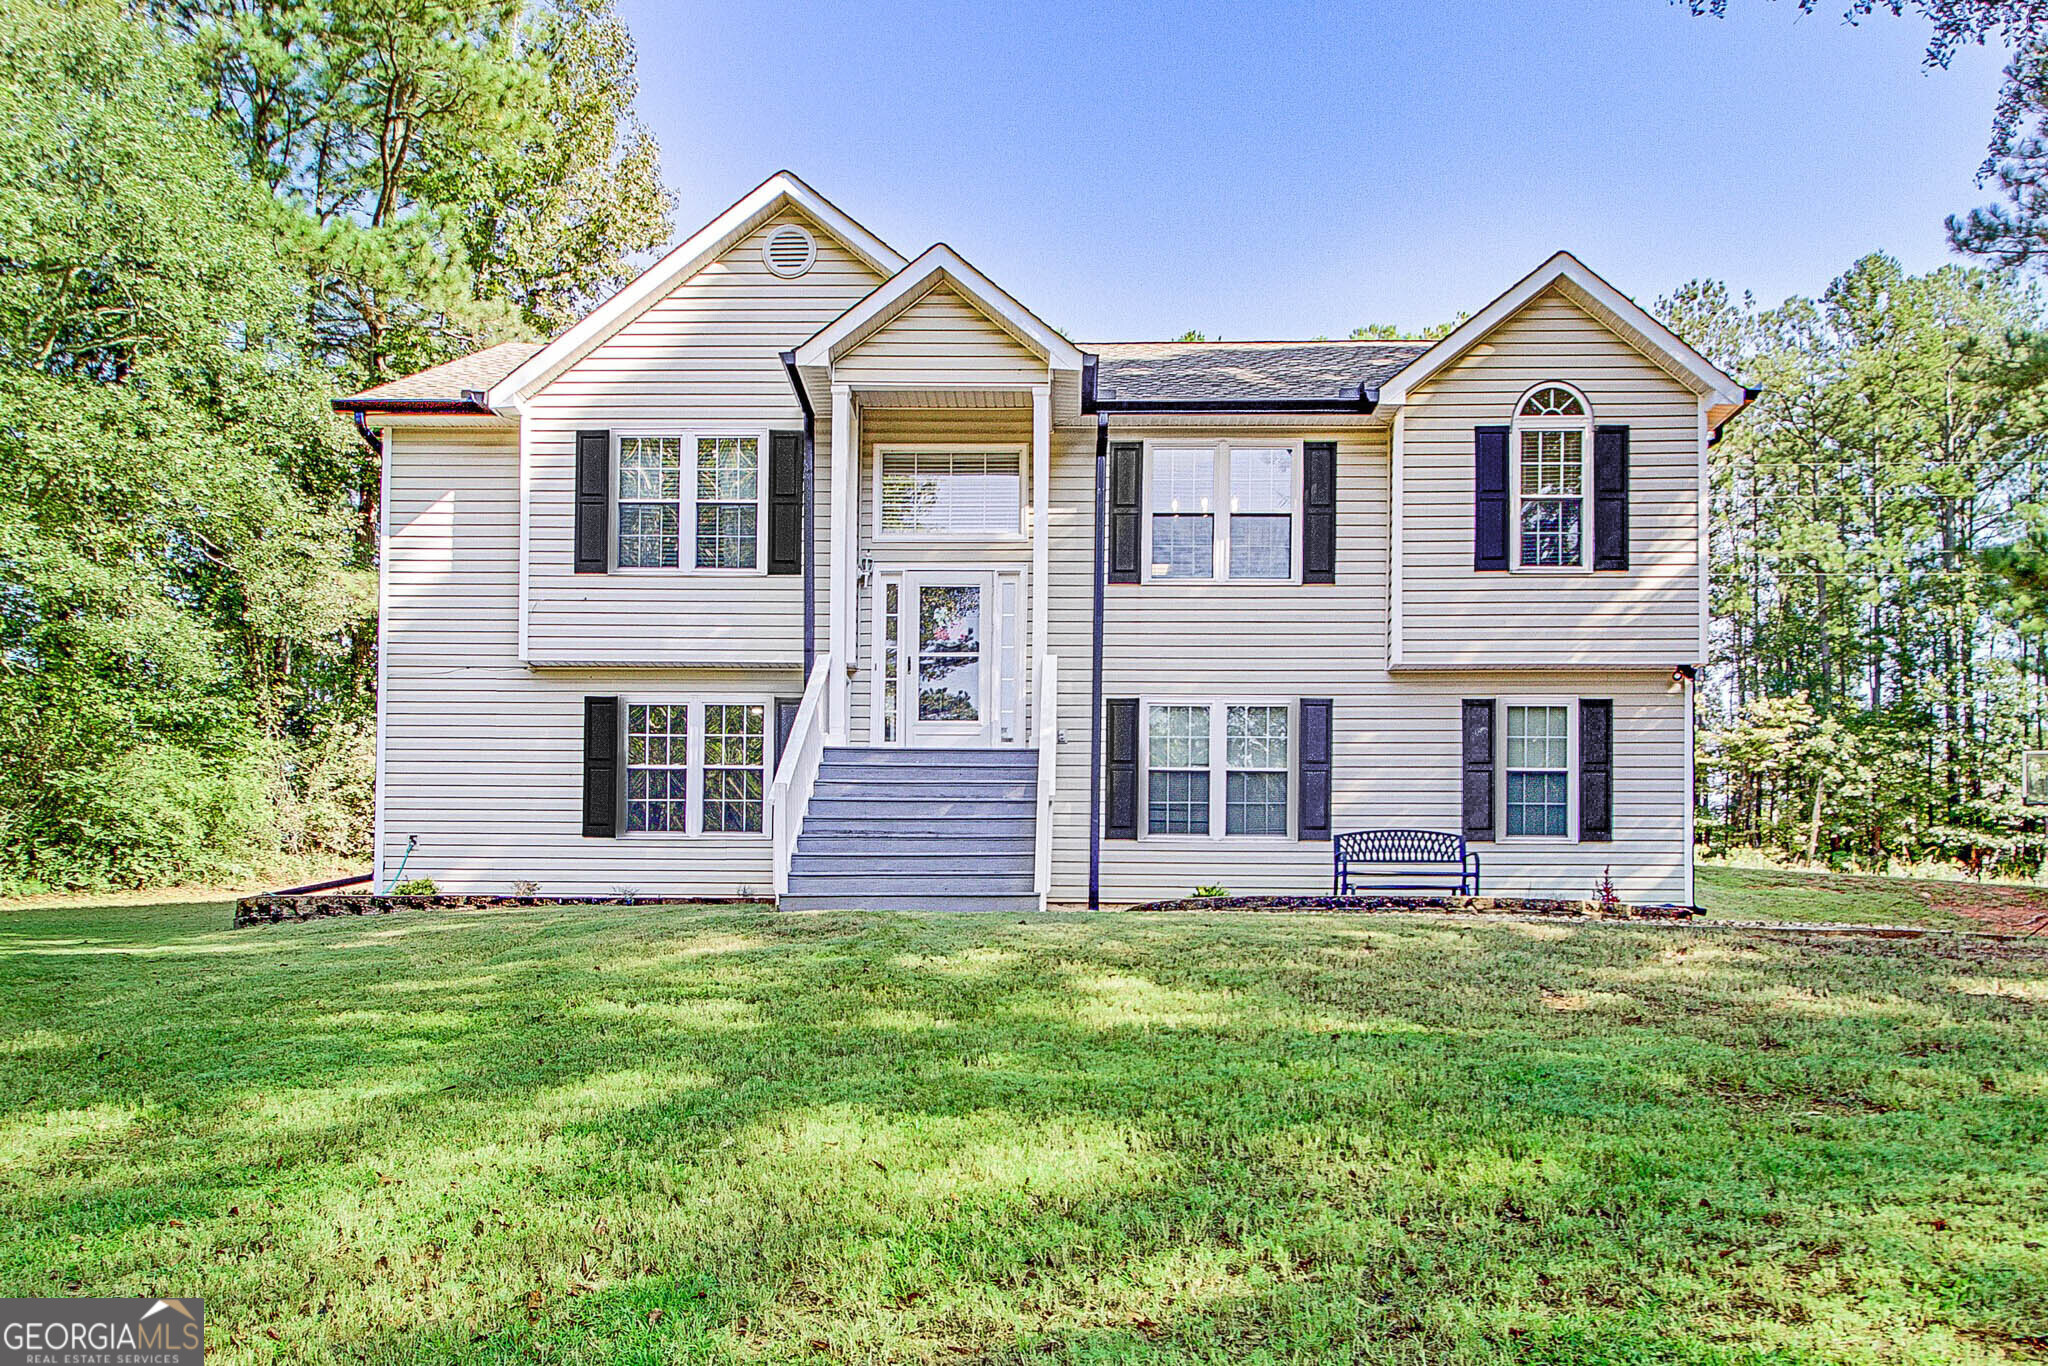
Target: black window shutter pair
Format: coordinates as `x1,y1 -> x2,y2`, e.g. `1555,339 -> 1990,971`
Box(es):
1459,697 -> 1612,843
1472,424 -> 1630,571
571,429 -> 804,574
1101,697 -> 1333,840
1106,441 -> 1337,584
582,694 -> 801,839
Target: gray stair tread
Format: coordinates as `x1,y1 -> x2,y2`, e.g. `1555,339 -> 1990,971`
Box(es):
779,894 -> 1041,913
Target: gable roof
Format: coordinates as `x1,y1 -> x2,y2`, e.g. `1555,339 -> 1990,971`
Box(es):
482,171 -> 907,411
1377,250 -> 1747,412
792,243 -> 1087,374
334,340 -> 543,413
1091,339 -> 1430,406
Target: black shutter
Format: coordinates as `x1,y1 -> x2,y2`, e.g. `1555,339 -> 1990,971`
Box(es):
1593,425 -> 1630,571
1474,425 -> 1510,572
1108,442 -> 1142,584
1461,699 -> 1495,842
1297,697 -> 1332,840
1105,698 -> 1139,838
575,430 -> 610,574
582,696 -> 620,838
1303,441 -> 1336,584
773,695 -> 800,775
768,430 -> 803,575
1579,698 -> 1613,842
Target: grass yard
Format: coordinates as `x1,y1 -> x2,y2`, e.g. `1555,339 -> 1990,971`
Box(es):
1695,865 -> 2048,933
1,900 -> 2045,1364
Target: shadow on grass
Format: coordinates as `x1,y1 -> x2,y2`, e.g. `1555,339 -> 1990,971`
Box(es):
0,902 -> 2044,1363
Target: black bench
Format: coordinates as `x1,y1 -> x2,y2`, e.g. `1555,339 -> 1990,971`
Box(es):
1333,829 -> 1480,896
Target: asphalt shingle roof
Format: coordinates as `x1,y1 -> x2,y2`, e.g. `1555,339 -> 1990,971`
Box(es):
340,336 -> 1440,411
336,340 -> 545,407
1090,339 -> 1432,404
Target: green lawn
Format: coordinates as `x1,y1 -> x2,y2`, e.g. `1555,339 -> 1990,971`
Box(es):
2,900 -> 2045,1364
1694,864 -> 2048,932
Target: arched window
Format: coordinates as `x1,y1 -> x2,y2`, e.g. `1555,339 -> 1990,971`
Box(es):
1512,384 -> 1591,568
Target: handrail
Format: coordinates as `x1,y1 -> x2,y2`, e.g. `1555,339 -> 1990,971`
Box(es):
1033,653 -> 1058,908
769,649 -> 837,897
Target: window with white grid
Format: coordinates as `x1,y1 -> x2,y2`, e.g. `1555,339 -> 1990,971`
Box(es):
1147,705 -> 1210,834
1225,705 -> 1290,835
1505,704 -> 1571,838
695,436 -> 758,569
612,433 -> 763,571
700,703 -> 765,833
616,437 -> 681,568
624,703 -> 687,832
878,449 -> 1023,537
1513,385 -> 1589,568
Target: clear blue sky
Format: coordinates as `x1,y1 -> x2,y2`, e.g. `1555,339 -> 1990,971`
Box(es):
617,0 -> 2007,342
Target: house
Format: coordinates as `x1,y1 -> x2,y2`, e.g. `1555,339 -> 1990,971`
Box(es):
336,171 -> 1750,912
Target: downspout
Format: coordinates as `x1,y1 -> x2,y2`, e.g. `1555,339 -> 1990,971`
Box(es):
1089,410 -> 1108,910
780,351 -> 818,681
352,411 -> 383,456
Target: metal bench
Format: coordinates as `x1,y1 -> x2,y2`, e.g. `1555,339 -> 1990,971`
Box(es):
1333,829 -> 1480,896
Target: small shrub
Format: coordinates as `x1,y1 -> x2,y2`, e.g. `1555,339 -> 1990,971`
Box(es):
1194,884 -> 1229,898
511,880 -> 540,896
391,877 -> 438,896
1594,867 -> 1622,913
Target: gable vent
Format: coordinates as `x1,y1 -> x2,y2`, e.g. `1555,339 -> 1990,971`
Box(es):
763,223 -> 816,278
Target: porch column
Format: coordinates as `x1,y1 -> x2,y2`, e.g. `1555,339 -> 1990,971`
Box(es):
829,382 -> 855,737
1031,383 -> 1051,714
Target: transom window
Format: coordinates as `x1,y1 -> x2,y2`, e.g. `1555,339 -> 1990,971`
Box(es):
622,699 -> 767,835
1513,385 -> 1589,569
1147,444 -> 1298,581
614,433 -> 763,571
1144,701 -> 1291,837
878,448 -> 1024,537
1504,703 -> 1571,838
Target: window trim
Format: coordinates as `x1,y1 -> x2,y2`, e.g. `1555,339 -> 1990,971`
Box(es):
871,442 -> 1029,543
1497,695 -> 1577,844
609,428 -> 771,576
1137,696 -> 1296,842
617,694 -> 772,839
1139,440 -> 1304,584
1509,383 -> 1593,575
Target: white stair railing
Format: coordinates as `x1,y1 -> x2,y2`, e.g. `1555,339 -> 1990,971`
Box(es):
769,649 -> 837,898
1033,653 -> 1058,909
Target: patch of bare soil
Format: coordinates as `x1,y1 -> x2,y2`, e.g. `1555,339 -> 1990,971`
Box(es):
1918,880 -> 2048,936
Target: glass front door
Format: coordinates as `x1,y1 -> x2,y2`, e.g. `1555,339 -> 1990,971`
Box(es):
907,576 -> 988,745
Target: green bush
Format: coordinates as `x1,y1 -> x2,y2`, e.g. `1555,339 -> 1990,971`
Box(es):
390,877 -> 438,896
1194,884 -> 1230,898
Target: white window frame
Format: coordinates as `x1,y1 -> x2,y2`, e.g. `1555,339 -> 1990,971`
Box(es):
609,428 -> 771,576
1498,695 -> 1577,843
1139,441 -> 1303,584
1137,697 -> 1296,842
618,695 -> 772,839
872,443 -> 1028,542
1509,383 -> 1593,574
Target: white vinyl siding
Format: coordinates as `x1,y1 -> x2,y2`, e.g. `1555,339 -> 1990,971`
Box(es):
833,282 -> 1047,386
376,424 -> 786,897
1043,417 -> 1695,906
1397,287 -> 1705,666
520,211 -> 879,667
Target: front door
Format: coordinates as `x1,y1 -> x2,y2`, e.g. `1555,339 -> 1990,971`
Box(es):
906,573 -> 993,746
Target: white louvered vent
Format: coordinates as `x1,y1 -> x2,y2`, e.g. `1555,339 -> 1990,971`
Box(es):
762,223 -> 816,278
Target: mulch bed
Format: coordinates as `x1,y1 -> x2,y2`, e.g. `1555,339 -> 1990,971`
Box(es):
233,892 -> 768,928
